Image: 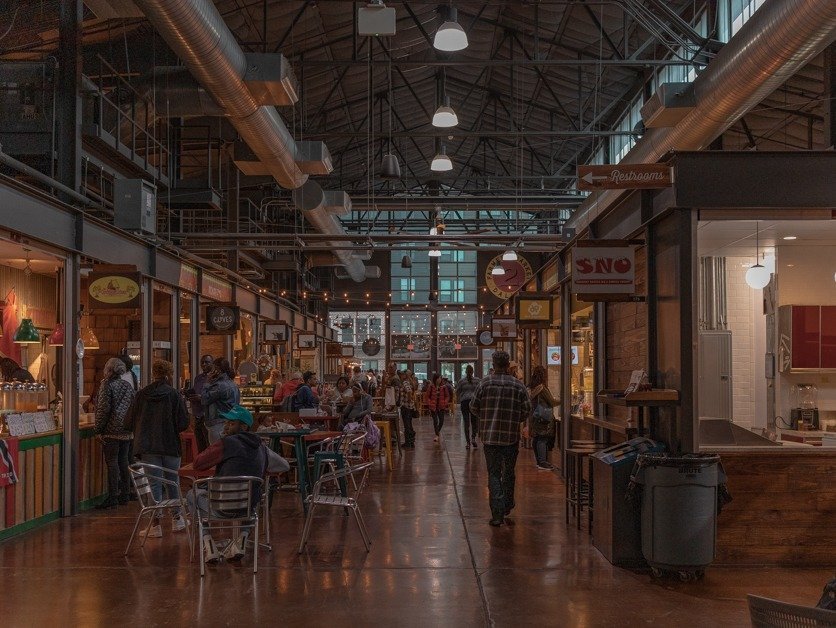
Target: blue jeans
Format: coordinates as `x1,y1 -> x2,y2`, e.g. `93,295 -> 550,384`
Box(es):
533,435 -> 549,466
460,400 -> 478,443
140,454 -> 182,510
483,443 -> 519,520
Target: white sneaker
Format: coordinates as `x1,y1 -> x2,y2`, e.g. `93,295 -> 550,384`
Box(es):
171,516 -> 188,532
202,537 -> 222,564
223,531 -> 249,562
146,524 -> 163,538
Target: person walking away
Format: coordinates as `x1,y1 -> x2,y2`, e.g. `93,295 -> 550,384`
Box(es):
456,365 -> 481,449
426,373 -> 450,443
186,354 -> 214,452
469,351 -> 532,527
94,357 -> 136,508
383,362 -> 402,442
399,370 -> 416,448
201,357 -> 240,444
292,371 -> 320,410
125,360 -> 190,536
187,405 -> 289,563
528,366 -> 559,470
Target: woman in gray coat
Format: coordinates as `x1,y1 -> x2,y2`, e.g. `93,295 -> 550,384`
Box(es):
94,357 -> 136,508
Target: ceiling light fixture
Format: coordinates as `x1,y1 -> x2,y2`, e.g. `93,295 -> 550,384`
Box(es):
380,56 -> 401,179
428,248 -> 441,257
432,96 -> 458,128
430,142 -> 453,172
782,236 -> 797,240
491,265 -> 505,276
745,221 -> 771,290
433,6 -> 468,51
502,250 -> 518,261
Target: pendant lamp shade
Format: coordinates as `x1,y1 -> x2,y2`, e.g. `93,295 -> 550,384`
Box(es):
401,255 -> 412,269
432,97 -> 459,128
428,248 -> 441,258
81,327 -> 100,350
431,145 -> 453,172
14,318 -> 40,344
502,250 -> 518,261
49,322 -> 65,347
433,8 -> 468,51
491,265 -> 505,276
745,264 -> 770,289
380,153 -> 401,179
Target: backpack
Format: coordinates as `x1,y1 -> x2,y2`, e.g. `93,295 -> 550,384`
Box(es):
280,392 -> 296,412
817,578 -> 836,611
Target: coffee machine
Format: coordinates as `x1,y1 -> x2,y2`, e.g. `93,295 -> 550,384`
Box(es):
790,383 -> 819,430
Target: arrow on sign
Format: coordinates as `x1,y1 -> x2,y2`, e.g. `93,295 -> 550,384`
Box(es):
581,172 -> 608,185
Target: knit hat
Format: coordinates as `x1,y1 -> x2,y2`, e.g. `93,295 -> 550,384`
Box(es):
218,405 -> 253,427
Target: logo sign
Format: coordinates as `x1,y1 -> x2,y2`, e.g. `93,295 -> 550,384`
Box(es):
516,294 -> 553,328
577,164 -> 672,191
491,318 -> 517,339
362,338 -> 381,356
326,342 -> 343,357
547,346 -> 580,366
571,245 -> 636,296
205,305 -> 240,334
297,334 -> 316,349
178,264 -> 198,292
88,271 -> 141,309
201,274 -> 233,302
485,254 -> 533,300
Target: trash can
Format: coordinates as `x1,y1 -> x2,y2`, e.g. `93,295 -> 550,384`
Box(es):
630,453 -> 728,580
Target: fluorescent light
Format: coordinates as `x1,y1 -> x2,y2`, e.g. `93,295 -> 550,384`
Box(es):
433,8 -> 468,51
502,250 -> 518,261
782,236 -> 797,240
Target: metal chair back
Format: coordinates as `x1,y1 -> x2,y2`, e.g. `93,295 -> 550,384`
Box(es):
196,476 -> 262,518
748,594 -> 836,627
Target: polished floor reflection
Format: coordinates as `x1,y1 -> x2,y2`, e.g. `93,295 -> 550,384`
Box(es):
1,417 -> 829,627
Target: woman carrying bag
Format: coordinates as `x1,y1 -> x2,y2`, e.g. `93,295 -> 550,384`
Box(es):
426,373 -> 451,443
528,366 -> 559,471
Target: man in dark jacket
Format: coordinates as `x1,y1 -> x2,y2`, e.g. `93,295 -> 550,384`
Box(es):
125,359 -> 189,537
188,405 -> 289,564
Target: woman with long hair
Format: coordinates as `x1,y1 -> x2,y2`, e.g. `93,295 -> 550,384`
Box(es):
94,357 -> 136,508
426,373 -> 451,443
456,365 -> 481,449
528,366 -> 559,470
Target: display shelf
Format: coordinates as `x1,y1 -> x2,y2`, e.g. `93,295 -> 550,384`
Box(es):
571,413 -> 628,436
597,389 -> 680,407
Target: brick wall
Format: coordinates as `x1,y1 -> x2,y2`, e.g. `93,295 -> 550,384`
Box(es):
724,258 -> 756,428
83,312 -> 137,398
605,247 -> 648,428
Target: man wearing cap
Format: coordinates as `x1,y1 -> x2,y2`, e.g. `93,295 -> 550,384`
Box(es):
188,405 -> 289,564
469,350 -> 532,527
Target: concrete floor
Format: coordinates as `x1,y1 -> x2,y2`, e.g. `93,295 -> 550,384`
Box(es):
1,417 -> 830,627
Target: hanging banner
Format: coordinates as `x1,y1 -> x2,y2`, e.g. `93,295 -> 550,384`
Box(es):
205,305 -> 240,334
516,294 -> 553,328
178,264 -> 199,292
88,266 -> 142,310
201,274 -> 233,302
571,243 -> 636,297
0,437 -> 19,487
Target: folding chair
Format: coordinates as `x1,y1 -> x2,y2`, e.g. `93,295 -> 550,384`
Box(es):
192,476 -> 263,576
748,594 -> 836,627
298,461 -> 373,554
125,462 -> 194,559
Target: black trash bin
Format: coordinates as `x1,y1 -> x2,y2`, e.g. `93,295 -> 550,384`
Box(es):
630,453 -> 729,580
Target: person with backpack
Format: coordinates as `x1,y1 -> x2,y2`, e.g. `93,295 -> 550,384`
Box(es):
292,371 -> 319,411
201,357 -> 240,444
528,365 -> 559,470
274,371 -> 302,410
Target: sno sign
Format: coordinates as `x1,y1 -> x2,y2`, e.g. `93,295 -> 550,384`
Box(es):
571,244 -> 636,296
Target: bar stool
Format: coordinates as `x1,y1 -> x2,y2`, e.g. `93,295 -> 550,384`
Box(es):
565,441 -> 605,531
374,420 -> 394,471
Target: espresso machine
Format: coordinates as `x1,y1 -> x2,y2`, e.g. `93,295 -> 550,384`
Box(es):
790,383 -> 819,430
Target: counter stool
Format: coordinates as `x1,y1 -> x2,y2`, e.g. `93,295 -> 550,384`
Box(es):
565,442 -> 605,531
374,420 -> 394,471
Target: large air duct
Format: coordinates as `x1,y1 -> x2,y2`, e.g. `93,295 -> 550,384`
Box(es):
133,0 -> 368,278
294,180 -> 372,283
566,0 -> 836,233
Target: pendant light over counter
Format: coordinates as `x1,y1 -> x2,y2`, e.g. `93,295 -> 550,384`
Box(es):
433,6 -> 468,52
745,221 -> 771,290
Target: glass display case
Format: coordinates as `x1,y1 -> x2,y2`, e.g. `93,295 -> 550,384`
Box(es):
239,384 -> 275,413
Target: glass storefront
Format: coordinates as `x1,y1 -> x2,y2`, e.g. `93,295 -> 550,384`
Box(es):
570,298 -> 595,419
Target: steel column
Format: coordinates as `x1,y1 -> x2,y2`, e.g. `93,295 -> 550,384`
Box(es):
61,252 -> 81,517
56,0 -> 82,201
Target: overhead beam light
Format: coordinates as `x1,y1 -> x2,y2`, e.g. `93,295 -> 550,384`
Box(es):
431,144 -> 453,172
491,265 -> 504,276
502,250 -> 518,261
433,7 -> 468,52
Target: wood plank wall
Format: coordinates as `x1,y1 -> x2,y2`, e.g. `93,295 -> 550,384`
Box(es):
714,451 -> 836,566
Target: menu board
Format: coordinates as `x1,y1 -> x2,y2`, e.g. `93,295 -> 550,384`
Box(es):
5,411 -> 57,436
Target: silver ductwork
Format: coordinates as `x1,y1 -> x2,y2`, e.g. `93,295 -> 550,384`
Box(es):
294,180 -> 370,283
699,257 -> 728,331
566,0 -> 836,233
134,0 -> 368,279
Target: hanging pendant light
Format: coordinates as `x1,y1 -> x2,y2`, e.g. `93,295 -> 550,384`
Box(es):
745,221 -> 771,289
491,265 -> 505,276
433,7 -> 468,51
432,96 -> 459,128
401,255 -> 412,269
431,144 -> 453,172
48,322 -> 65,347
428,248 -> 441,258
380,153 -> 401,179
14,318 -> 40,344
81,326 -> 100,350
502,250 -> 518,261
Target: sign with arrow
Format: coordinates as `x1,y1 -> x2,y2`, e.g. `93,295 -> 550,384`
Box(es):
577,164 -> 673,191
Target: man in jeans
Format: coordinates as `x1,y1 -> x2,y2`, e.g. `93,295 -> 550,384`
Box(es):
469,351 -> 532,527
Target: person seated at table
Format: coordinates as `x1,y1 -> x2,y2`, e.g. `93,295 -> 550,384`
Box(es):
188,405 -> 289,564
292,371 -> 319,411
340,383 -> 373,429
273,371 -> 302,408
321,376 -> 352,409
